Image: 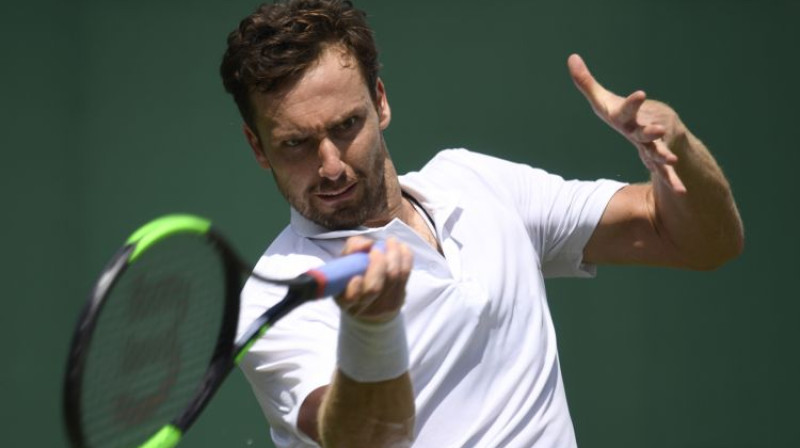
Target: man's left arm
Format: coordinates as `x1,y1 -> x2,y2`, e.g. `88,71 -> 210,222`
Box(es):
568,54 -> 744,269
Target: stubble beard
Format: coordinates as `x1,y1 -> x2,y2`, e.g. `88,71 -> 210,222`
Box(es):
275,152 -> 389,230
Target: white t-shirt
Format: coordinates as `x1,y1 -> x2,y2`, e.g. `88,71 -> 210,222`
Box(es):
238,149 -> 625,447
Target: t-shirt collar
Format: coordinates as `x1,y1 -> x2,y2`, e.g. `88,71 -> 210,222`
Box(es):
289,177 -> 461,240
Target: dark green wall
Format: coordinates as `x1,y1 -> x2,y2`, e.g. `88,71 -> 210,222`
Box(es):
2,1 -> 797,446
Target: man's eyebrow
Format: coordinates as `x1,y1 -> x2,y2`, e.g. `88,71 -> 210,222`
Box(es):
331,104 -> 367,122
271,104 -> 367,137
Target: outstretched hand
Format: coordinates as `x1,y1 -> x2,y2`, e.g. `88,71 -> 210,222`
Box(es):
568,54 -> 687,194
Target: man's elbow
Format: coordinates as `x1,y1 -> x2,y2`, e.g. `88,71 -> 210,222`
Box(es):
686,230 -> 745,271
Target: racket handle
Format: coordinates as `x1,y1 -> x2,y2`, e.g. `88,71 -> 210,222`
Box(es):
306,241 -> 386,298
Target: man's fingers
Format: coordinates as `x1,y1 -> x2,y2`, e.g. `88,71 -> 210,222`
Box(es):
639,142 -> 687,194
639,141 -> 676,166
399,243 -> 413,281
618,90 -> 646,130
651,141 -> 686,193
628,125 -> 665,145
638,124 -> 667,143
340,275 -> 365,309
337,237 -> 412,320
361,248 -> 387,297
662,165 -> 687,195
652,158 -> 687,194
651,139 -> 679,164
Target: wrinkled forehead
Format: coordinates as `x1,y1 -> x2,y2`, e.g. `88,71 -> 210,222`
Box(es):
249,46 -> 373,132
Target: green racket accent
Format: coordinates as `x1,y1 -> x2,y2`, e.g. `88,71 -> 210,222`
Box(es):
127,215 -> 212,263
138,425 -> 182,448
235,325 -> 271,365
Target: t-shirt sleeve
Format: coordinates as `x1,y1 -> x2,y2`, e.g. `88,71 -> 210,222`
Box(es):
423,149 -> 626,278
237,254 -> 338,448
514,168 -> 626,278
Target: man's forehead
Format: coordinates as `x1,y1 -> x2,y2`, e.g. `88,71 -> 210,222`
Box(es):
258,46 -> 364,102
262,99 -> 366,134
253,86 -> 367,126
250,48 -> 372,130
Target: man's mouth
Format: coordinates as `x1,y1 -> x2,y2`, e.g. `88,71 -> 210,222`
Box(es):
315,182 -> 357,203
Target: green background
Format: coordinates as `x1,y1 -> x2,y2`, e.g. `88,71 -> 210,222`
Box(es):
2,0 -> 797,447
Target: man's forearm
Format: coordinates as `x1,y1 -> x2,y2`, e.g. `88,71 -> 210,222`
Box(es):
319,370 -> 415,447
653,127 -> 744,269
316,308 -> 416,447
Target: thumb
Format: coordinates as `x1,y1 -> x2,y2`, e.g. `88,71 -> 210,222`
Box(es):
567,53 -> 607,112
341,235 -> 375,256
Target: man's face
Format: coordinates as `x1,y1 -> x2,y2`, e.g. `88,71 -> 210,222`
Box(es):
244,46 -> 392,230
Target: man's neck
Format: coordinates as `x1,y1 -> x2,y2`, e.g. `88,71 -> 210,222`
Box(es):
360,158 -> 441,253
400,192 -> 441,254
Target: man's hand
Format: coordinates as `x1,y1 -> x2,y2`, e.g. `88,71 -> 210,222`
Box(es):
336,236 -> 413,323
568,53 -> 687,194
573,53 -> 744,269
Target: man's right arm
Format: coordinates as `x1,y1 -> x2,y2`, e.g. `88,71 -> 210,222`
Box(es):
298,237 -> 416,447
318,371 -> 414,447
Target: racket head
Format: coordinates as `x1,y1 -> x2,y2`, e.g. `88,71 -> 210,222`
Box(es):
63,214 -> 243,448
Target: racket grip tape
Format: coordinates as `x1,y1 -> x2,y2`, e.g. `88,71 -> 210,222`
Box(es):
305,241 -> 386,298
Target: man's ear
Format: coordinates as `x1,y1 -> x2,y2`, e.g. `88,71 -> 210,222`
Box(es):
375,78 -> 391,130
243,123 -> 271,170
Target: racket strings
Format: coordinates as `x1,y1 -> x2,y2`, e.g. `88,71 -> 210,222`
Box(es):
80,234 -> 228,448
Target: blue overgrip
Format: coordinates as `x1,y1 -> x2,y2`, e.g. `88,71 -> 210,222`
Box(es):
308,240 -> 386,297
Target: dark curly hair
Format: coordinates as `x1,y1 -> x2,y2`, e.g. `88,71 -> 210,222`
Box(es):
220,0 -> 380,129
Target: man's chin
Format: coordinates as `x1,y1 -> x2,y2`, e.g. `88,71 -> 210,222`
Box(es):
314,213 -> 366,230
300,203 -> 365,230
301,179 -> 386,229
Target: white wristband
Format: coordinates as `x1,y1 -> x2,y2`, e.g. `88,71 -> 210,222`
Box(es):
337,312 -> 409,383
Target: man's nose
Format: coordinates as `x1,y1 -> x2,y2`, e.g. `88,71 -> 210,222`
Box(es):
318,138 -> 345,180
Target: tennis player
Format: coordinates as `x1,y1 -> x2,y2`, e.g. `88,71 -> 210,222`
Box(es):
220,1 -> 744,447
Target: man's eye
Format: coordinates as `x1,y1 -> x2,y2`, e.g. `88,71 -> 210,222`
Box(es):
283,138 -> 303,148
337,116 -> 358,131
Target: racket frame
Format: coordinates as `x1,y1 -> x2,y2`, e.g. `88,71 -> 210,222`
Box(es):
63,214 -> 365,448
63,219 -> 268,448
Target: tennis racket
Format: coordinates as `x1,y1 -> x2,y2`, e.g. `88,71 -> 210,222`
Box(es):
63,214 -> 379,448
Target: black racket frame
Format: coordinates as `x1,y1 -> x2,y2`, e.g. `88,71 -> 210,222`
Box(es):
62,227 -> 314,448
